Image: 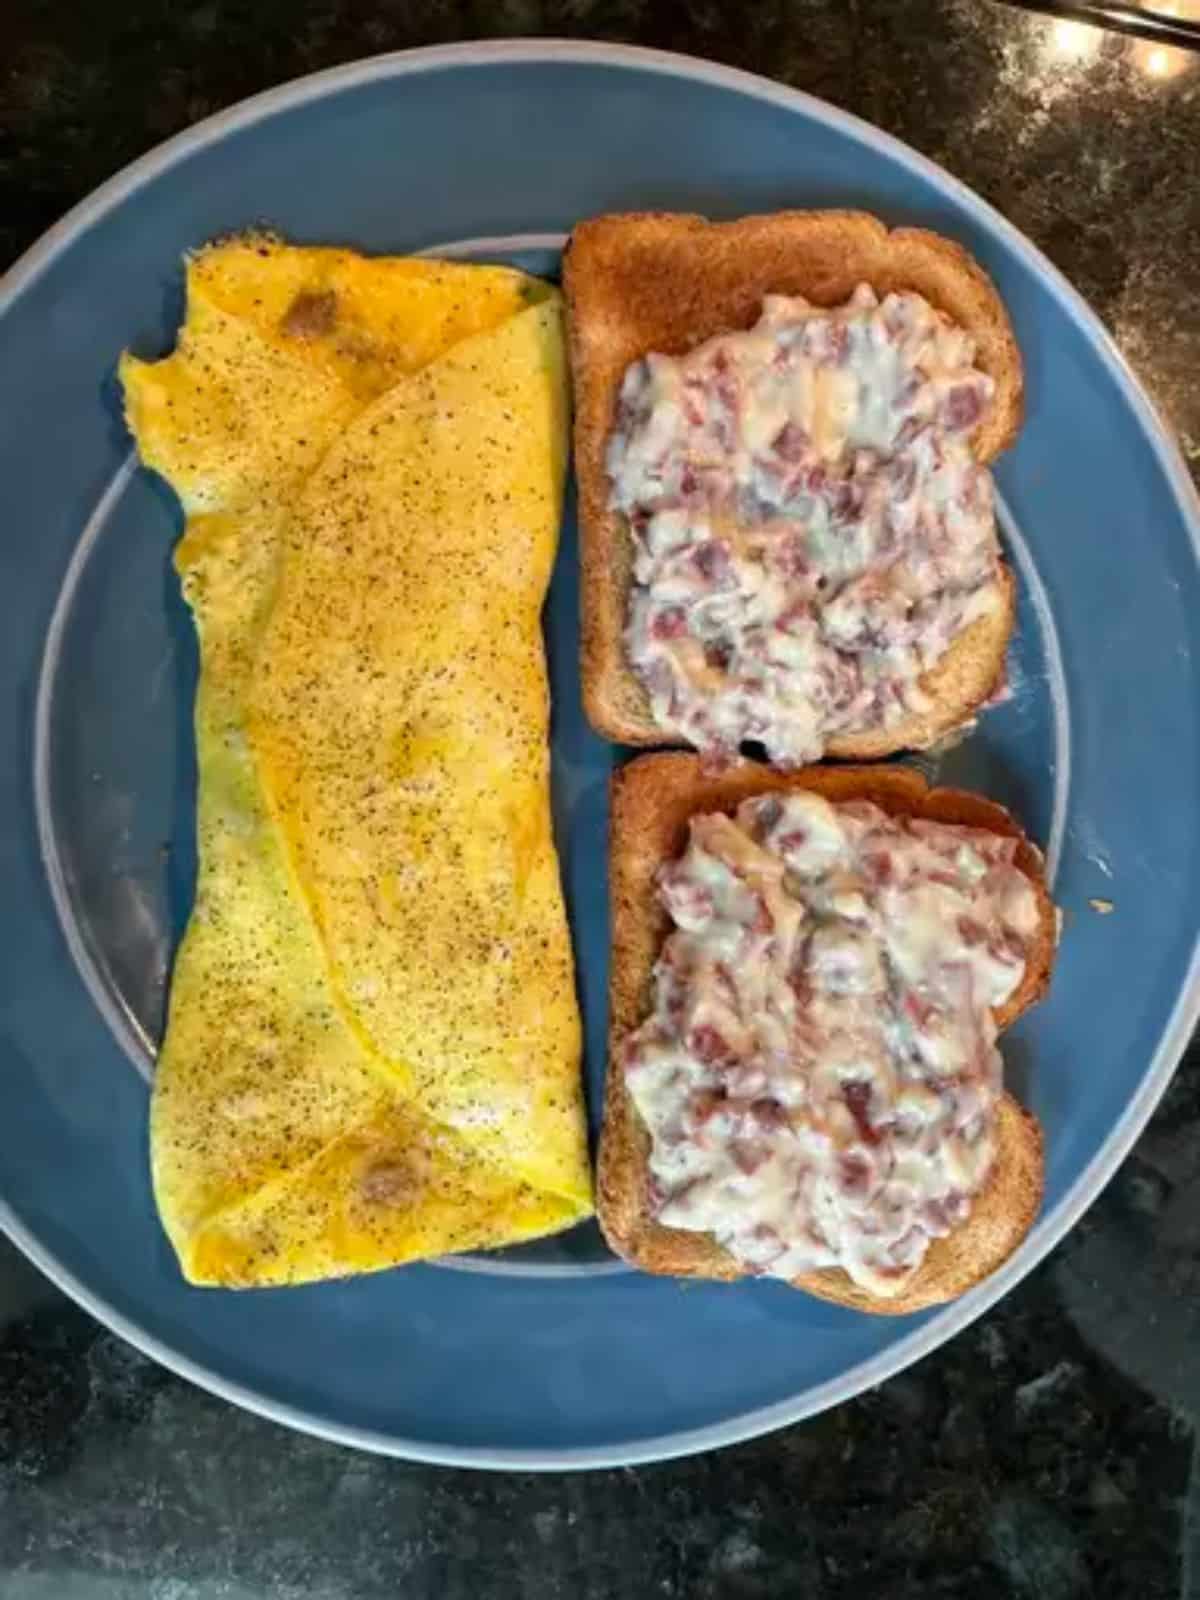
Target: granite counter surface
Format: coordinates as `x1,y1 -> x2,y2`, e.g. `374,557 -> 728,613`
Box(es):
3,2 -> 1199,1596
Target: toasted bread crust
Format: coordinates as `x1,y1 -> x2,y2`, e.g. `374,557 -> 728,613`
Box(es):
563,210 -> 1025,751
599,754 -> 1055,1314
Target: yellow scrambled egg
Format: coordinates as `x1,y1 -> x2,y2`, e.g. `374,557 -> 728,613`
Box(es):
120,238 -> 591,1286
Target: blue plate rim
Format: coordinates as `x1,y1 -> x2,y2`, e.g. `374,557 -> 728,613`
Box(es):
2,38 -> 1199,1471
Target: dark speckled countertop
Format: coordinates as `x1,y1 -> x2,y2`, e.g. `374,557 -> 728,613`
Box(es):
3,3 -> 1200,1597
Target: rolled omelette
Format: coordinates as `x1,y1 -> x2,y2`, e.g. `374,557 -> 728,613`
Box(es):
120,238 -> 591,1286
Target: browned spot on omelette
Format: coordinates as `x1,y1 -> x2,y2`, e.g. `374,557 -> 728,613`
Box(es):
282,288 -> 338,339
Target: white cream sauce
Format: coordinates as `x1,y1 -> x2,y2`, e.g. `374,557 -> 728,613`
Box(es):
607,285 -> 1003,766
624,791 -> 1039,1297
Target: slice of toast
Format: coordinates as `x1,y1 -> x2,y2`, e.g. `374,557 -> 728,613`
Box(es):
599,753 -> 1055,1315
562,210 -> 1025,755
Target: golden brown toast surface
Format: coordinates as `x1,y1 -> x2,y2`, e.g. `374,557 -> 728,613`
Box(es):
563,210 -> 1025,751
599,753 -> 1055,1315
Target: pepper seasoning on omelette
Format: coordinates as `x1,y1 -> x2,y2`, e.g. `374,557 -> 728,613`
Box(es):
120,237 -> 591,1286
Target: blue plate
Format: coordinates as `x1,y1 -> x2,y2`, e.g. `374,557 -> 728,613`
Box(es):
2,42 -> 1199,1469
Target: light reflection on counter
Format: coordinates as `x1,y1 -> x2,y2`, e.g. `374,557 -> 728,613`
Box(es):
1040,3 -> 1197,80
1133,0 -> 1199,76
